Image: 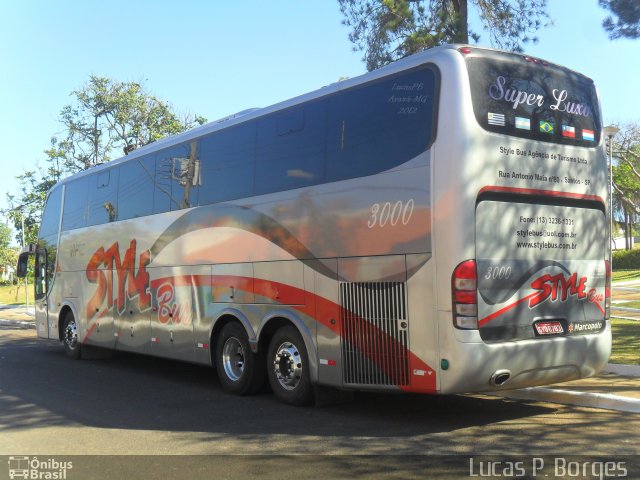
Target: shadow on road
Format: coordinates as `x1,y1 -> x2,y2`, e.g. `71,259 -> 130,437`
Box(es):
0,330 -> 554,441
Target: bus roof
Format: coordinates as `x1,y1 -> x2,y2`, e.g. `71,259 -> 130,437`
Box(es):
52,43 -> 592,187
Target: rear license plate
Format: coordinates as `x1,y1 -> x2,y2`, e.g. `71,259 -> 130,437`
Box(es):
534,321 -> 564,335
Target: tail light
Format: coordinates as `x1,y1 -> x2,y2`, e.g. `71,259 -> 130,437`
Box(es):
452,260 -> 478,329
605,259 -> 611,319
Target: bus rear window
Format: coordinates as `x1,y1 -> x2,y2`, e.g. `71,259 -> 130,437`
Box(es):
465,56 -> 601,147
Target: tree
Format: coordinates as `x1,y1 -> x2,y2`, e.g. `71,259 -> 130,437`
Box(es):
6,76 -> 206,244
5,167 -> 53,246
0,223 -> 18,276
610,122 -> 640,249
600,0 -> 640,39
53,76 -> 206,173
338,0 -> 551,71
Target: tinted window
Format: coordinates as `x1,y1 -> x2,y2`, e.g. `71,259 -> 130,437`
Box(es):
39,186 -> 63,239
199,123 -> 256,205
466,56 -> 601,147
255,101 -> 327,195
61,177 -> 89,230
326,65 -> 437,181
118,155 -> 155,220
155,142 -> 199,212
87,168 -> 119,225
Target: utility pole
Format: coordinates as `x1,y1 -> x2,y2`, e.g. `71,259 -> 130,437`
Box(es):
20,207 -> 29,312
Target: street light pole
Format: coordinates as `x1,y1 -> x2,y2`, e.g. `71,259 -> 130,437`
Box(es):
20,208 -> 29,313
603,125 -> 620,255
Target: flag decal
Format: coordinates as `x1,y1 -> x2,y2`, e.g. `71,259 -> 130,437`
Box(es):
488,112 -> 505,127
515,117 -> 530,130
562,125 -> 576,138
539,121 -> 554,134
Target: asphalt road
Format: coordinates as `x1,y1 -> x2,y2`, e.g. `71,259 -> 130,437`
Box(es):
2,327 -> 639,479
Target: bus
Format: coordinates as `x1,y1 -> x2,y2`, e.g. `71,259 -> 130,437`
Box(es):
17,44 -> 611,406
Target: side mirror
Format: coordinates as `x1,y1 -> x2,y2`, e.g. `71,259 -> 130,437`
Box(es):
16,253 -> 29,278
16,244 -> 36,278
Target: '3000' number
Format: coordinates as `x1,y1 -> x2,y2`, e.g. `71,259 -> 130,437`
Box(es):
368,199 -> 415,228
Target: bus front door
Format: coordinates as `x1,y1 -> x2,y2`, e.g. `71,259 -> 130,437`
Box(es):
34,247 -> 50,339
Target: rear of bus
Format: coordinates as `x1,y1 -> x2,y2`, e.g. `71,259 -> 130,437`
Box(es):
434,46 -> 610,393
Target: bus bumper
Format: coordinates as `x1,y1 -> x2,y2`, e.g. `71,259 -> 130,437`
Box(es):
435,311 -> 612,394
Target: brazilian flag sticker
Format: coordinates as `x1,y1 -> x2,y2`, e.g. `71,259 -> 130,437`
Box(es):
539,121 -> 554,134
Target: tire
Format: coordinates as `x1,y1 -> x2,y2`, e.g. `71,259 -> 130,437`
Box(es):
62,312 -> 81,359
214,322 -> 265,395
267,325 -> 313,406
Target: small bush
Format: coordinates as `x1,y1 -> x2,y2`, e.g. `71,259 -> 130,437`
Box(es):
612,249 -> 640,270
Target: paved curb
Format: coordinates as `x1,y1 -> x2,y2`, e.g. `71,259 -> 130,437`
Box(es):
0,319 -> 36,329
495,387 -> 640,414
494,364 -> 640,413
602,363 -> 640,377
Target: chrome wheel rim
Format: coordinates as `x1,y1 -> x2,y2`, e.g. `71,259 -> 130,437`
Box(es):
222,337 -> 245,382
64,319 -> 78,351
273,341 -> 302,391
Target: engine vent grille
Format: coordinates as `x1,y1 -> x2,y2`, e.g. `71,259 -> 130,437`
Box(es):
340,282 -> 409,386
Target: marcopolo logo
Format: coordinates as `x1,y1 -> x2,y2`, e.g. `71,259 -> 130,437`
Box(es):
568,321 -> 604,333
7,456 -> 73,479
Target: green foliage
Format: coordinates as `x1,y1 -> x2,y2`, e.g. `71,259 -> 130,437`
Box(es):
610,123 -> 640,241
338,0 -> 551,71
600,0 -> 640,39
612,249 -> 640,270
55,76 -> 206,171
0,223 -> 18,269
6,76 -> 206,245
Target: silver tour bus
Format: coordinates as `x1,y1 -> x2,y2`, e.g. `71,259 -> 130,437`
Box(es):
18,45 -> 610,405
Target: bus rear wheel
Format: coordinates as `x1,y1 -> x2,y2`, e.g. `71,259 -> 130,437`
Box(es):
267,326 -> 313,406
214,322 -> 265,395
62,312 -> 81,359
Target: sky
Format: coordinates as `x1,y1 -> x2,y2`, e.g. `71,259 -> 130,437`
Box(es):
1,0 -> 639,231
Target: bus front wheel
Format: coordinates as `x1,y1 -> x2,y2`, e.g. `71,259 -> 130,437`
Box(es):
267,326 -> 313,406
214,322 -> 265,395
62,312 -> 81,359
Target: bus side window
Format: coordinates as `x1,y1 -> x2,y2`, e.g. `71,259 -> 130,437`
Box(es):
326,67 -> 436,182
61,177 -> 90,231
39,186 -> 62,239
199,122 -> 256,205
118,156 -> 155,220
87,168 -> 119,225
154,142 -> 200,212
254,101 -> 327,196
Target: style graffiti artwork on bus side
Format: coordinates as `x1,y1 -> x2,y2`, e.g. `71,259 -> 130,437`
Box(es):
86,239 -> 151,319
156,281 -> 193,325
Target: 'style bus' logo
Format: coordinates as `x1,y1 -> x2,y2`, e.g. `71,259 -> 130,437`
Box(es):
529,272 -> 588,308
86,239 -> 151,318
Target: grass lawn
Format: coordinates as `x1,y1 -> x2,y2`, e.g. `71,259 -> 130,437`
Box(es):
612,300 -> 640,309
0,284 -> 28,306
610,318 -> 640,365
612,269 -> 640,283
